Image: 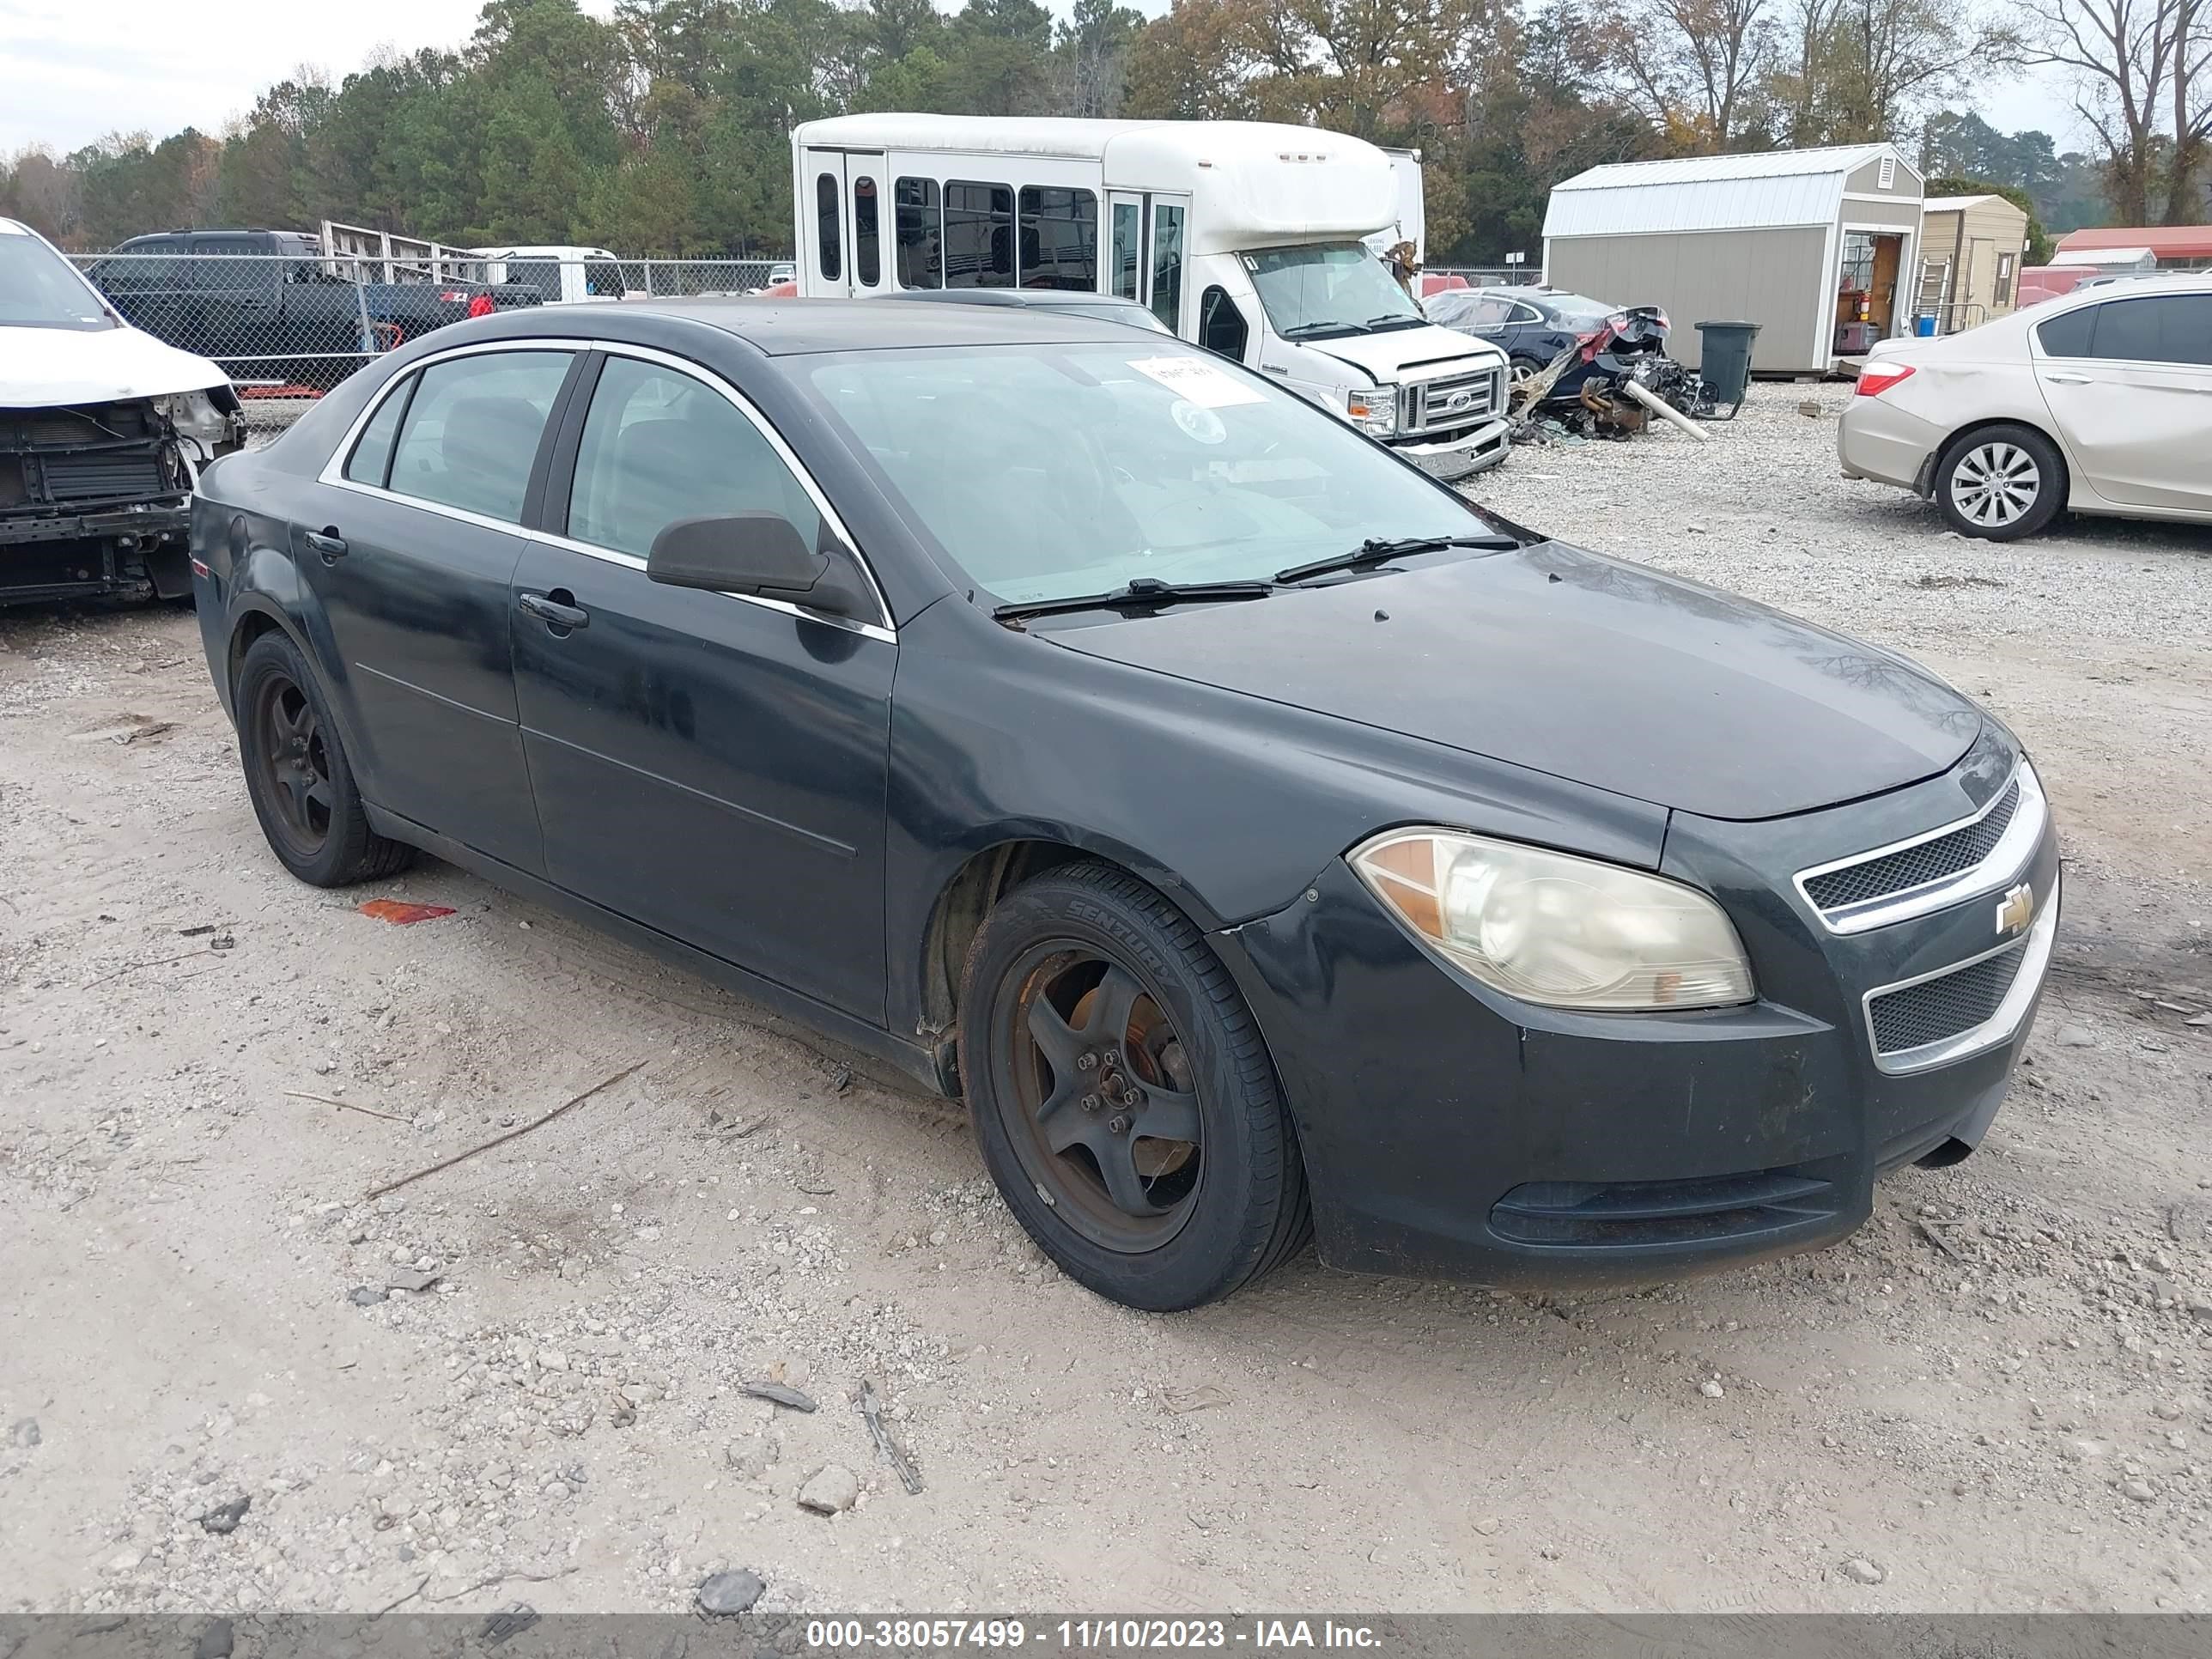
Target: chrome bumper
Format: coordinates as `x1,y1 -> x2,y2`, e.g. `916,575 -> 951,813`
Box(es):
1396,416 -> 1513,481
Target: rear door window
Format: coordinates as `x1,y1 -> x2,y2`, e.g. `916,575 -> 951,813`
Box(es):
566,354 -> 823,560
2087,295 -> 2212,367
817,173 -> 842,283
385,349 -> 574,523
853,176 -> 882,288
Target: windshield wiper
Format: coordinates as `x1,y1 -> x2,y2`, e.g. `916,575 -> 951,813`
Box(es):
1364,313 -> 1426,331
1274,533 -> 1520,586
993,576 -> 1276,623
1279,320 -> 1366,340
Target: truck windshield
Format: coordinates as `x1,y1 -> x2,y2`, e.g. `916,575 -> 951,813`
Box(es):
0,233 -> 116,331
1243,243 -> 1424,341
805,342 -> 1499,607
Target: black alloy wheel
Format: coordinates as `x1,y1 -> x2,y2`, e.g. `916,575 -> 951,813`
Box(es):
234,629 -> 414,887
1001,945 -> 1206,1251
962,861 -> 1310,1310
252,671 -> 334,861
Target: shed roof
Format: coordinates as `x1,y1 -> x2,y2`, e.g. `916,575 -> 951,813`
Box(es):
1545,144 -> 1917,239
2056,225 -> 2212,259
1923,194 -> 1998,210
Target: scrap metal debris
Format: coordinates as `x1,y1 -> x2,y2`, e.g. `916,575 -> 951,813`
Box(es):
481,1602 -> 539,1646
860,1380 -> 924,1494
358,899 -> 458,925
738,1380 -> 818,1413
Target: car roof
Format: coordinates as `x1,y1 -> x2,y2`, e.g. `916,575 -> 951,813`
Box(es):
471,297 -> 1170,356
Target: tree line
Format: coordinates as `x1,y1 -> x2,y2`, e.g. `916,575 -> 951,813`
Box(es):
2,0 -> 2203,267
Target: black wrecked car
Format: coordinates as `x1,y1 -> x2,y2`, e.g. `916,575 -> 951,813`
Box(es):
188,301 -> 2060,1311
1427,286 -> 1665,395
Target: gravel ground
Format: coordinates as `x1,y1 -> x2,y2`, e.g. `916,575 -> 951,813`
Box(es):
2,386 -> 2209,1620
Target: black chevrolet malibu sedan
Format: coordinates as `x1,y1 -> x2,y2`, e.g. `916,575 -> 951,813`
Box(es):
189,301 -> 2060,1311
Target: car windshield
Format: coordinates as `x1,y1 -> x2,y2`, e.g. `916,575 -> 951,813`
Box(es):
0,233 -> 116,331
1543,294 -> 1620,326
807,343 -> 1498,606
1243,242 -> 1424,339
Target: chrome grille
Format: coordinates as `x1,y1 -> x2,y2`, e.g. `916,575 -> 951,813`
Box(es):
1402,368 -> 1502,435
1867,939 -> 2028,1055
1805,779 -> 2021,912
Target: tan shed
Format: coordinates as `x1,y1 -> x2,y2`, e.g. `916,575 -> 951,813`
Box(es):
1917,195 -> 2032,334
1542,144 -> 1924,374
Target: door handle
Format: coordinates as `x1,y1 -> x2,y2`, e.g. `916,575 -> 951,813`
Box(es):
2043,373 -> 2093,385
517,591 -> 589,631
302,527 -> 348,562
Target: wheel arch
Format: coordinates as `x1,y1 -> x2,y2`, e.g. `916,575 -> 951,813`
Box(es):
913,836 -> 1234,1086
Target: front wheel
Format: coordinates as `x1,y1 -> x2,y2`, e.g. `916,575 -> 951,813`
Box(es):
1936,424 -> 2065,540
958,862 -> 1310,1310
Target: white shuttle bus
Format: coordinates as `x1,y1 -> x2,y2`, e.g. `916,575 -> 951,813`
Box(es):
788,115 -> 1511,478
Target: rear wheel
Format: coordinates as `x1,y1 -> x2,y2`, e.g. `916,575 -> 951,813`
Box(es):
234,630 -> 413,886
1936,424 -> 2065,540
959,862 -> 1310,1310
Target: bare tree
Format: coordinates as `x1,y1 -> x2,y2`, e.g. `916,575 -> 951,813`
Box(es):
2166,0 -> 2209,218
1616,0 -> 1782,149
2015,0 -> 2181,220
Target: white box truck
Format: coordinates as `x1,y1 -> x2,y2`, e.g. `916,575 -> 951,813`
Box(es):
788,115 -> 1510,478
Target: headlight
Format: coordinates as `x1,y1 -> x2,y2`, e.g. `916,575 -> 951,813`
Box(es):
1350,829 -> 1756,1011
1345,388 -> 1397,437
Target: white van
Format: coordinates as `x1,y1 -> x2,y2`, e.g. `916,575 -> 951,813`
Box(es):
788,115 -> 1510,478
467,245 -> 632,306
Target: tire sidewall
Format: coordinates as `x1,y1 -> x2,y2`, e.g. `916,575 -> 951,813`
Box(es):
961,874 -> 1279,1311
1938,425 -> 2063,541
234,631 -> 369,885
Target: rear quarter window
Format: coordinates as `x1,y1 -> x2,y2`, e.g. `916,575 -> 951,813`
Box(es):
2035,306 -> 2097,358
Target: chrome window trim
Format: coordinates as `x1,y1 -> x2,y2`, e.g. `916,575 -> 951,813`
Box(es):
1861,872 -> 2061,1075
1795,762 -> 2045,935
310,335 -> 896,641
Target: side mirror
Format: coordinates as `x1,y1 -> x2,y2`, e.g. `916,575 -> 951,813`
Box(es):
647,513 -> 873,623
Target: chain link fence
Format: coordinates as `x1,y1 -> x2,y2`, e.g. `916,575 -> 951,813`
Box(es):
1427,267 -> 1543,289
70,252 -> 787,428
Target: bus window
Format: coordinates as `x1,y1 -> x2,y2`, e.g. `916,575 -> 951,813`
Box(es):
895,179 -> 942,289
946,182 -> 1014,289
854,176 -> 881,288
1150,203 -> 1185,331
1110,203 -> 1140,301
817,173 -> 842,283
1017,187 -> 1097,291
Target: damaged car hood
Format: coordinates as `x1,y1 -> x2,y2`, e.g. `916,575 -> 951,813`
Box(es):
1303,324 -> 1504,382
1040,541 -> 1983,822
0,322 -> 233,407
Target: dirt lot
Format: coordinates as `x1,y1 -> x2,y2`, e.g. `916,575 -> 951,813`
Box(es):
3,387 -> 2208,1618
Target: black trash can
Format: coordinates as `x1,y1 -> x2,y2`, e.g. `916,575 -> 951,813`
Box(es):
1694,320 -> 1761,417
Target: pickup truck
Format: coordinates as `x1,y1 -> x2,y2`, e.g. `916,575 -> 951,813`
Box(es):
82,228 -> 542,388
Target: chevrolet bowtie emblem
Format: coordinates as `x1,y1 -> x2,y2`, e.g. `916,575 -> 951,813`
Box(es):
1996,883 -> 2034,936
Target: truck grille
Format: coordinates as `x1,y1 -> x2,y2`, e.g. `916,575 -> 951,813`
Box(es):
1401,368 -> 1503,436
1866,937 -> 2028,1057
1805,778 -> 2020,913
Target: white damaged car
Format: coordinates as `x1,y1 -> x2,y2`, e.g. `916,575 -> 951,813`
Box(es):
3,216 -> 246,605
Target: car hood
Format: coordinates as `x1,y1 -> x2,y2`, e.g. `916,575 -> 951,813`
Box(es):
0,321 -> 232,407
1040,542 -> 1982,822
1304,323 -> 1504,382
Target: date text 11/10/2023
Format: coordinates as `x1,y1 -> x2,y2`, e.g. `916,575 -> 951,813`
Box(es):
799,1619 -> 1383,1651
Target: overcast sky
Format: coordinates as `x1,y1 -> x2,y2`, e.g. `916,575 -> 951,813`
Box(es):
0,0 -> 2083,158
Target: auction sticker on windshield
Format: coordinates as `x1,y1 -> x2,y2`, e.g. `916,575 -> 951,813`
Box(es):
1127,356 -> 1266,409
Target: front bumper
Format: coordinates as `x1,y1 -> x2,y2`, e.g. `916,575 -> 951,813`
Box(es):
1214,731 -> 2059,1286
1394,416 -> 1513,480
